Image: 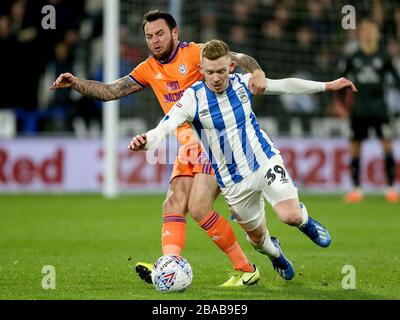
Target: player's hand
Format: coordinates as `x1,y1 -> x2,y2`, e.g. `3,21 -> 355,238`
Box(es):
50,72 -> 76,90
128,134 -> 147,151
248,70 -> 267,95
326,77 -> 357,92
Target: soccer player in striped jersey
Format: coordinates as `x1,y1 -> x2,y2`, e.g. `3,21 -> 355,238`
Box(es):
129,40 -> 357,283
51,11 -> 267,286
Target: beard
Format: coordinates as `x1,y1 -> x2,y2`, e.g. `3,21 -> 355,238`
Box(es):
151,37 -> 175,61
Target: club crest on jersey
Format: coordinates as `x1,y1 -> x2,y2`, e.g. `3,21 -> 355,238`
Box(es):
179,64 -> 187,75
236,86 -> 249,103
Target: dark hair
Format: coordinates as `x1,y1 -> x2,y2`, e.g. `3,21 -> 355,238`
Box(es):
201,40 -> 230,60
142,10 -> 177,32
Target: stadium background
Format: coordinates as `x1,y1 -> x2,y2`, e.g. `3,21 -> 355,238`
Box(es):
1,0 -> 400,301
0,0 -> 399,193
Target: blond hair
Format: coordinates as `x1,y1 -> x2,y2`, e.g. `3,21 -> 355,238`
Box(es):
201,40 -> 230,60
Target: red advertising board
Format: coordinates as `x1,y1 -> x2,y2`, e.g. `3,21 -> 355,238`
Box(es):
0,137 -> 398,192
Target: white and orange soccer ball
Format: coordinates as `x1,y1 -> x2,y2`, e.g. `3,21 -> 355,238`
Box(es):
151,254 -> 193,292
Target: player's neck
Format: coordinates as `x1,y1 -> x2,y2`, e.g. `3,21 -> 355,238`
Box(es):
160,41 -> 180,63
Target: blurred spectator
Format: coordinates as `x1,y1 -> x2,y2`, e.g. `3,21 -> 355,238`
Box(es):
371,0 -> 385,29
199,2 -> 217,43
0,0 -> 86,133
229,24 -> 254,57
257,20 -> 291,78
386,38 -> 400,115
0,15 -> 16,109
44,41 -> 76,132
220,0 -> 259,55
291,25 -> 317,75
387,5 -> 400,42
9,0 -> 42,111
2,0 -> 400,137
306,0 -> 332,45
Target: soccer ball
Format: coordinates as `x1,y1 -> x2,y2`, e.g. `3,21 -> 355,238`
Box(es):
151,254 -> 193,292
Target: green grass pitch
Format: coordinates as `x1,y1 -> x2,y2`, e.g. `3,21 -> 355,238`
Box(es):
0,194 -> 399,300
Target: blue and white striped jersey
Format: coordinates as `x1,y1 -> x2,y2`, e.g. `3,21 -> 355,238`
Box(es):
154,73 -> 279,188
146,73 -> 325,187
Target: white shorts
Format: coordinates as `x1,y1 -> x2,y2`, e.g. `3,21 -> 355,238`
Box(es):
222,155 -> 298,232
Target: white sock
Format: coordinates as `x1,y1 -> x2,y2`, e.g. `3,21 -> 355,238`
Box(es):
246,233 -> 279,258
299,202 -> 309,227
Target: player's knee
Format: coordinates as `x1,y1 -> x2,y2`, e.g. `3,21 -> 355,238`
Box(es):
246,226 -> 265,245
188,201 -> 209,223
274,199 -> 303,226
248,232 -> 264,245
275,205 -> 303,226
282,209 -> 303,226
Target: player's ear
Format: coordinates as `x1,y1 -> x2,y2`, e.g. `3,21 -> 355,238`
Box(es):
198,64 -> 204,75
229,61 -> 236,73
172,27 -> 179,41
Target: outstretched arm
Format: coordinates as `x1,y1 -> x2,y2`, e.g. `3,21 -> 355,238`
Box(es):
325,77 -> 357,92
230,52 -> 266,95
50,73 -> 142,101
128,89 -> 197,151
128,111 -> 190,151
128,123 -> 170,151
265,77 -> 357,95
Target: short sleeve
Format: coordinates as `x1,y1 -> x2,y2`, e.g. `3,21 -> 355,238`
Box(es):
129,60 -> 150,89
190,42 -> 202,64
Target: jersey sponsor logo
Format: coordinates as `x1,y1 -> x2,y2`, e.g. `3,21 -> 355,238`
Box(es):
166,81 -> 181,91
164,90 -> 185,103
199,108 -> 210,118
179,64 -> 187,75
236,86 -> 249,103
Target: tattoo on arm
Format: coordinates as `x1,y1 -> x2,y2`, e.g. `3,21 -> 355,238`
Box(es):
230,52 -> 262,73
72,76 -> 141,101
